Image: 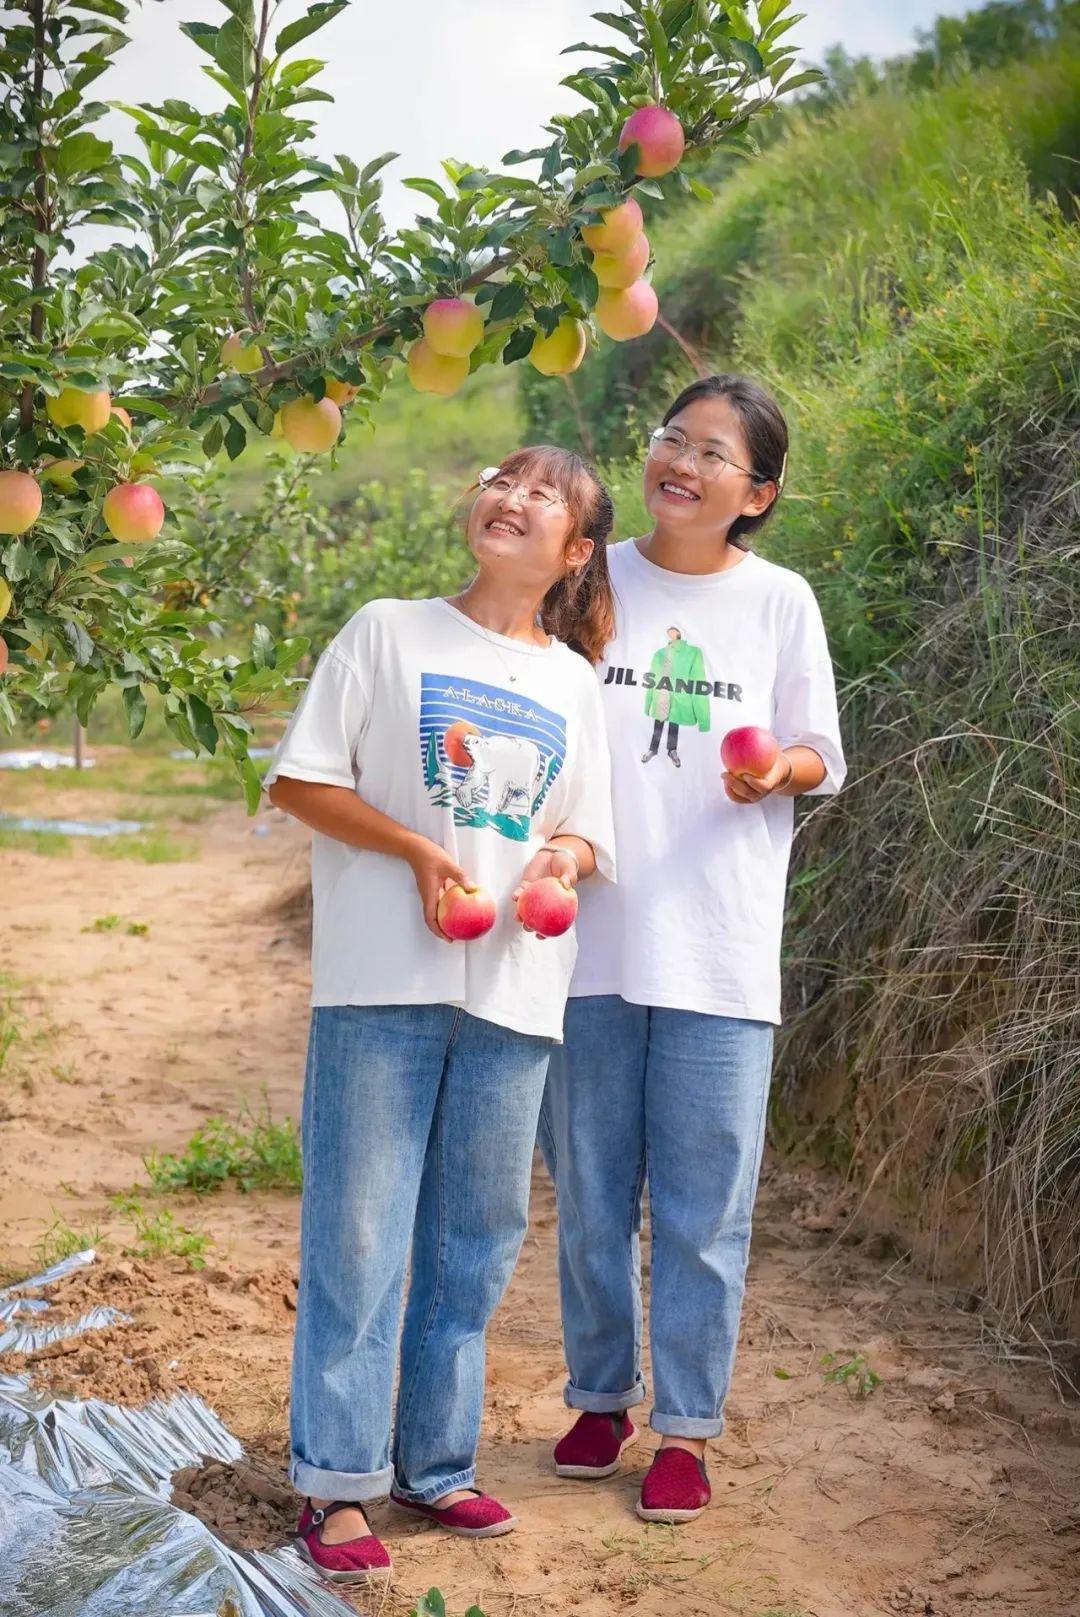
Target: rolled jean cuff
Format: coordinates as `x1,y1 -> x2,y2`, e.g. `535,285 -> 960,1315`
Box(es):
564,1377 -> 646,1414
392,1465 -> 475,1505
650,1411 -> 725,1439
289,1454 -> 393,1502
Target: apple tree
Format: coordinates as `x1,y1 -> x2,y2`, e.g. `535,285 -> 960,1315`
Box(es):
0,0 -> 816,804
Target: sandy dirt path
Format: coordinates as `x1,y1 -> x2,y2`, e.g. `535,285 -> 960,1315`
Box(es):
1,754 -> 1077,1616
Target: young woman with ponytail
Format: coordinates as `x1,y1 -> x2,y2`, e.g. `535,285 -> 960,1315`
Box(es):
540,376 -> 847,1524
265,446 -> 617,1581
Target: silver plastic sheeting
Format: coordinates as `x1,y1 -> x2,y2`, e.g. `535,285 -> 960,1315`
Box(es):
0,1261 -> 357,1617
0,1305 -> 132,1356
0,1251 -> 131,1353
0,813 -> 145,837
0,1248 -> 98,1295
0,750 -> 97,770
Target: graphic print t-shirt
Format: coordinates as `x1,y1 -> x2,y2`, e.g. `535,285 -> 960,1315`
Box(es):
264,597 -> 615,1040
571,540 -> 846,1025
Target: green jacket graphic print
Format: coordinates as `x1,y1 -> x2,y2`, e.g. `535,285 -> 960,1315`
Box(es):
643,638 -> 712,731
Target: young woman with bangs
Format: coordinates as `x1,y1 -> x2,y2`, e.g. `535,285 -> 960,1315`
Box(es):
265,446 -> 618,1580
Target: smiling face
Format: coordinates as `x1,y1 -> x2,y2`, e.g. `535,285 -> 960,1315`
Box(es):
643,394 -> 776,539
466,449 -> 594,595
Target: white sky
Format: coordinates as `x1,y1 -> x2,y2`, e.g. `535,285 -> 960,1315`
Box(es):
89,0 -> 973,237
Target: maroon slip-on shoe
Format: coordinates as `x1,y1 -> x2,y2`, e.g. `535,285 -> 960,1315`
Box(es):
389,1487 -> 517,1538
554,1411 -> 637,1479
636,1447 -> 711,1523
293,1500 -> 392,1583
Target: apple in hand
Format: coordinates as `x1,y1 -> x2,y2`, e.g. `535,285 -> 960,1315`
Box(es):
436,883 -> 497,941
720,726 -> 781,779
516,875 -> 578,939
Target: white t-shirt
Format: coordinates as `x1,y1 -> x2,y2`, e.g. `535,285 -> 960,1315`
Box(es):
264,597 -> 616,1040
570,539 -> 846,1025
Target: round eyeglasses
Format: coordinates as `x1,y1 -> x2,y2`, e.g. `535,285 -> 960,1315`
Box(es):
478,467 -> 566,510
647,426 -> 759,484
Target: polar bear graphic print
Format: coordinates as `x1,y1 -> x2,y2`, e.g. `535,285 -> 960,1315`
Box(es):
455,731 -> 545,817
418,672 -> 567,843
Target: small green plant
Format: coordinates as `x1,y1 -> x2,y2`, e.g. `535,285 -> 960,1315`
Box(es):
51,1061 -> 79,1084
90,832 -> 194,864
821,1352 -> 881,1399
123,1203 -> 211,1268
411,1593 -> 485,1617
82,914 -> 121,932
34,1217 -> 105,1267
0,979 -> 22,1080
144,1100 -> 302,1195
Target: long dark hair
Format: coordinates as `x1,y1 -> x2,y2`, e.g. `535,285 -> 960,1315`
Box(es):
662,374 -> 788,550
481,445 -> 616,663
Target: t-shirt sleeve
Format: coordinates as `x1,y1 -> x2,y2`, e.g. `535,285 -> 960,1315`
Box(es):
263,646 -> 369,794
773,585 -> 847,797
550,663 -> 617,883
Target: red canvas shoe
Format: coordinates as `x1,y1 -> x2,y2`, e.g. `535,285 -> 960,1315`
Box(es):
554,1411 -> 637,1479
294,1500 -> 392,1583
389,1488 -> 517,1538
636,1447 -> 711,1523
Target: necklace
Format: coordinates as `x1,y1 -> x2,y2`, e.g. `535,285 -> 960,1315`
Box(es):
447,592 -> 547,686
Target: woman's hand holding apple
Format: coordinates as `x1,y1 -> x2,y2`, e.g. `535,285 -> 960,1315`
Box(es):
407,838 -> 472,941
721,752 -> 793,803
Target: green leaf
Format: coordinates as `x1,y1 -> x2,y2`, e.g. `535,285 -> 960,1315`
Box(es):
52,131 -> 113,180
179,20 -> 219,58
251,623 -> 276,670
215,15 -> 252,88
186,694 -> 219,755
275,2 -> 347,57
501,147 -> 548,165
776,68 -> 825,94
502,326 -> 535,365
729,37 -> 764,75
489,282 -> 527,322
63,619 -> 96,667
225,417 -> 247,460
403,176 -> 446,205
688,177 -> 713,202
123,683 -> 147,739
359,150 -> 398,183
202,420 -> 225,458
415,1593 -> 446,1617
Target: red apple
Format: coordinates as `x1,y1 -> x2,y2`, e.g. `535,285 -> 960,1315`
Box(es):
407,339 -> 470,397
516,875 -> 578,939
591,232 -> 650,291
529,317 -> 587,377
581,197 -> 643,255
324,378 -> 359,406
280,396 -> 342,454
423,298 -> 484,359
618,105 -> 685,178
436,883 -> 497,941
595,280 -> 659,341
46,386 -> 112,434
103,481 -> 165,543
0,470 -> 42,535
720,725 -> 781,779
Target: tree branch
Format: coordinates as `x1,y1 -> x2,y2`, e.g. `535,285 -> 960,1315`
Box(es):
19,0 -> 50,436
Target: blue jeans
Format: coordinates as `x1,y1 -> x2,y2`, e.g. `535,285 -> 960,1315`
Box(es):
538,996 -> 773,1438
290,1004 -> 553,1504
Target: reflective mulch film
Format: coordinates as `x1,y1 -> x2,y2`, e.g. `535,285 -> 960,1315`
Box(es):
0,1258 -> 356,1617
